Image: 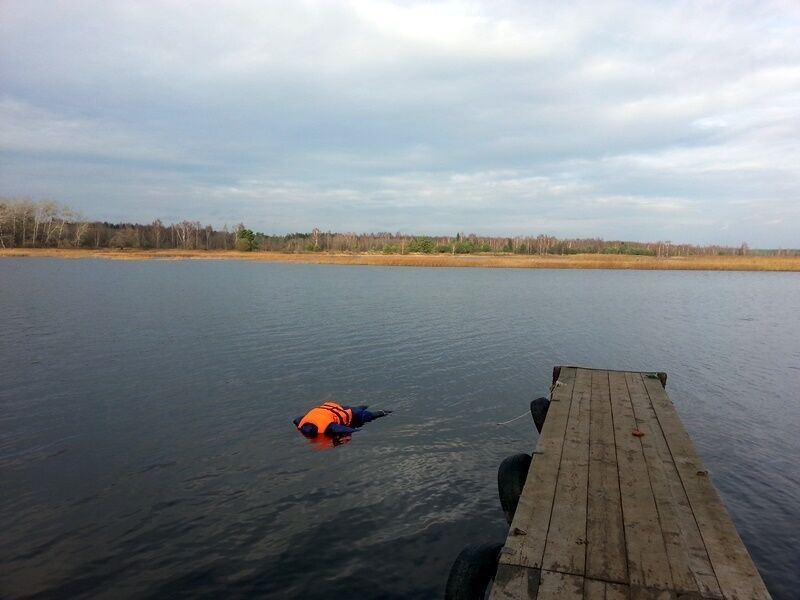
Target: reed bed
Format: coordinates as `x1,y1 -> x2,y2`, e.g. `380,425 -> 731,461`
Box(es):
2,248 -> 799,271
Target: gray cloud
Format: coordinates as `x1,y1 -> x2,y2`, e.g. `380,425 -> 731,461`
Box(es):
1,0 -> 798,246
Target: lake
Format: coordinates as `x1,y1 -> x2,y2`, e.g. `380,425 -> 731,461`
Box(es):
1,259 -> 798,599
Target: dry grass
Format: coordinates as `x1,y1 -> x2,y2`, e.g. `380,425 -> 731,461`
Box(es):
2,247 -> 799,271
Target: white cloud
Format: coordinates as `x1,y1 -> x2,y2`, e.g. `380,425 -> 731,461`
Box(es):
1,0 -> 799,246
0,98 -> 184,163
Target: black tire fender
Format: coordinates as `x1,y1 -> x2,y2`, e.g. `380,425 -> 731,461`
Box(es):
445,542 -> 504,600
530,397 -> 550,433
498,453 -> 531,525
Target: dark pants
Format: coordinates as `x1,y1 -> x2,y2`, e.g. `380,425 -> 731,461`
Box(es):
349,407 -> 380,428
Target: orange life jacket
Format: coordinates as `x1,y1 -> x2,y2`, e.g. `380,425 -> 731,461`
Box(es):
297,402 -> 353,434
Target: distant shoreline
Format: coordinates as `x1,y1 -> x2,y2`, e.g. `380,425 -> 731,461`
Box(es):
2,248 -> 799,271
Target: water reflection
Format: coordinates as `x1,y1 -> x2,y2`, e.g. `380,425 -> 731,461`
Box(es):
302,433 -> 353,450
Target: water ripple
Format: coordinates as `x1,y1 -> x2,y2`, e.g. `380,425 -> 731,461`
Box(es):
0,261 -> 798,599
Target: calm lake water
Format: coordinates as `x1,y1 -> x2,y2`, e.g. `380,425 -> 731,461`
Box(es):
1,259 -> 798,599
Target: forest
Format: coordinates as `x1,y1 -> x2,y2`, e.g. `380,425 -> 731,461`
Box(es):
1,198 -> 794,257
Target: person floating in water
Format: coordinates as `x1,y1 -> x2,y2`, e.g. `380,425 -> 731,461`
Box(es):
293,401 -> 392,438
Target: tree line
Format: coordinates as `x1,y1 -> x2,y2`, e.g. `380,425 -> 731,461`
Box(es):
0,198 -> 248,250
1,197 -> 794,256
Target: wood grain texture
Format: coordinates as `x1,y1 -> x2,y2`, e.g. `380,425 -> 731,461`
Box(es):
500,367 -> 577,569
536,570 -> 584,600
586,369 -> 628,583
626,373 -> 721,598
641,376 -> 771,600
490,368 -> 770,599
609,371 -> 673,591
542,367 -> 592,575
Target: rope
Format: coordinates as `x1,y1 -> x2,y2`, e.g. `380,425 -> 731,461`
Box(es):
495,409 -> 531,426
495,385 -> 556,427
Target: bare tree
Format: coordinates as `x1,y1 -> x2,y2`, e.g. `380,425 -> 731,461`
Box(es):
73,220 -> 89,247
152,219 -> 163,249
205,225 -> 212,250
0,201 -> 8,248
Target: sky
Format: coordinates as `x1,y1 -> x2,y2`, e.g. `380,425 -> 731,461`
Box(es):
1,0 -> 799,247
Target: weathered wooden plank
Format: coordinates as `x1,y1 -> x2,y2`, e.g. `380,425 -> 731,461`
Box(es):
641,376 -> 771,600
500,367 -> 577,569
585,579 -> 606,600
536,569 -> 583,600
492,368 -> 770,600
586,369 -> 628,584
585,579 -> 630,600
542,367 -> 592,576
625,372 -> 722,599
629,586 -> 675,600
491,564 -> 540,600
605,582 -> 630,600
608,371 -> 674,592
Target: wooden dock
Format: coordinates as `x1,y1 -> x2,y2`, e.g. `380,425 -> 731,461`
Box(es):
491,367 -> 771,600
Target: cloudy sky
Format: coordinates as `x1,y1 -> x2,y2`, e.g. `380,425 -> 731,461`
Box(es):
1,1 -> 799,246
